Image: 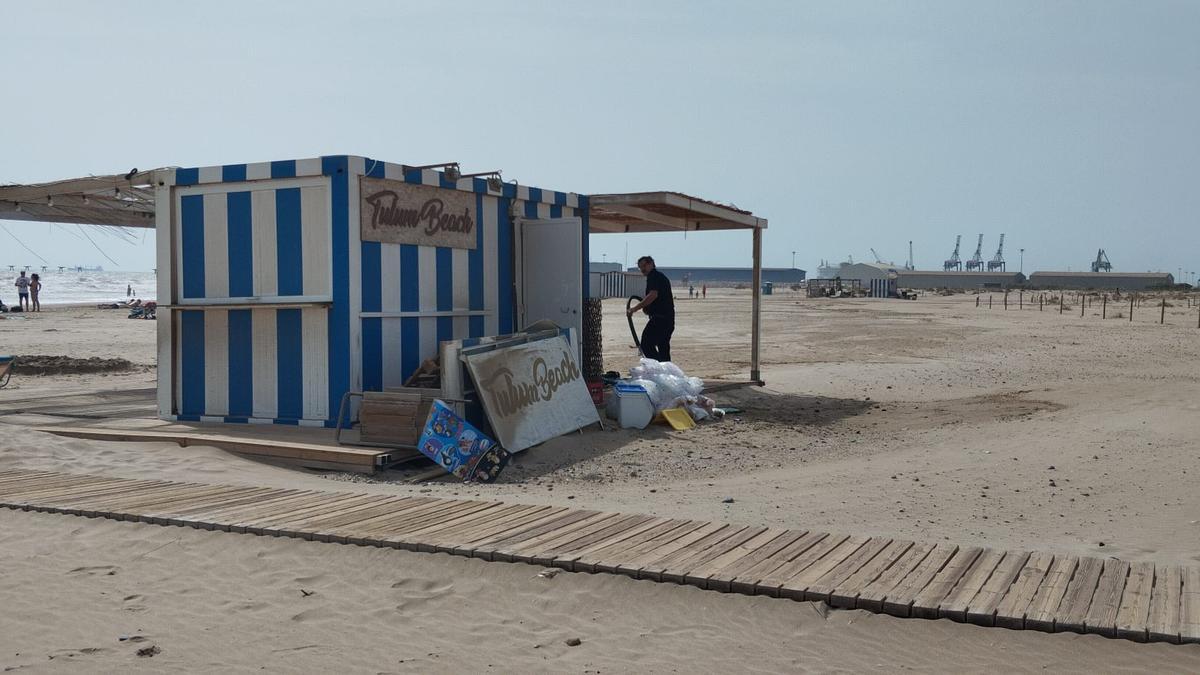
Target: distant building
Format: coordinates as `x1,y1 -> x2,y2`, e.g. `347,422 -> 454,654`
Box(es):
589,262 -> 623,273
822,262 -> 896,285
1027,272 -> 1174,290
894,270 -> 1026,289
636,266 -> 806,285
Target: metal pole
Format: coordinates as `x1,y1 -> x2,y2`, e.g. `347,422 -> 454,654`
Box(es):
750,227 -> 762,383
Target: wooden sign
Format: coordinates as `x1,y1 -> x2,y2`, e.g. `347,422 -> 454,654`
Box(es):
360,176 -> 477,249
464,335 -> 599,453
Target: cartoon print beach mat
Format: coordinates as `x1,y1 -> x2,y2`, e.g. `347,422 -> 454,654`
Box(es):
416,399 -> 512,483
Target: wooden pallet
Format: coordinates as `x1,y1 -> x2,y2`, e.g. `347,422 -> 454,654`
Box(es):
0,468 -> 1196,644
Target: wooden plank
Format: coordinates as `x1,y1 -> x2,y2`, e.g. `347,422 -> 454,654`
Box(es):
801,537 -> 894,602
993,552 -> 1055,630
1055,556 -> 1105,633
828,539 -> 915,609
37,427 -> 386,472
1180,566 -> 1200,644
485,511 -> 617,562
727,531 -> 830,596
638,525 -> 749,582
468,510 -> 603,559
1115,561 -> 1155,642
700,530 -> 811,592
1,477 -> 145,502
1083,559 -> 1130,638
855,543 -> 936,613
573,519 -> 695,573
167,488 -> 303,527
444,507 -> 571,555
1023,555 -> 1080,633
612,522 -> 729,579
796,535 -> 892,598
939,549 -> 1006,622
1147,564 -> 1182,643
661,526 -> 772,585
379,501 -> 507,542
340,501 -> 499,545
558,518 -> 679,572
776,537 -> 873,601
152,488 -> 285,525
104,485 -> 243,521
264,496 -> 428,536
448,507 -> 577,557
906,546 -> 982,620
524,515 -> 654,567
0,472 -> 86,491
964,550 -> 1031,626
41,483 -> 198,514
546,516 -> 666,569
418,505 -> 554,552
755,534 -> 850,598
682,529 -> 794,589
226,493 -> 362,533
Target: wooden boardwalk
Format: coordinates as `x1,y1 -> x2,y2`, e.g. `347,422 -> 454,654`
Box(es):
0,469 -> 1196,645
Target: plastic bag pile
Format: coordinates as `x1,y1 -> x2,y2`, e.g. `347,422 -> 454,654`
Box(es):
627,358 -> 722,422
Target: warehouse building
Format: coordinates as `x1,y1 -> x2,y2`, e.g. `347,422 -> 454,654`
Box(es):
894,270 -> 1026,289
1027,271 -> 1174,291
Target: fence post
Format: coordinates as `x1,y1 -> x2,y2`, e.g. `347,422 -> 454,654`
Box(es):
1020,291 -> 1023,309
1130,295 -> 1134,322
1040,294 -> 1043,311
1161,297 -> 1166,324
1004,292 -> 1008,310
976,296 -> 979,308
1081,297 -> 1085,317
1060,294 -> 1064,314
1102,294 -> 1106,319
989,295 -> 993,309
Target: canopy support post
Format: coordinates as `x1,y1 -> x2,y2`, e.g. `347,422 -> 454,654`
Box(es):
751,227 -> 762,384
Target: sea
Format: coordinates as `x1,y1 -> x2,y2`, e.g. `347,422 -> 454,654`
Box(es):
3,269 -> 158,306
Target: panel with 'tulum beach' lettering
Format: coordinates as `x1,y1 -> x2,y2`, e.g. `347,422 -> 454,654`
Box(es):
360,176 -> 477,249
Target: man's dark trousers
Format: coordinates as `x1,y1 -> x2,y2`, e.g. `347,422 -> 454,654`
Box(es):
640,316 -> 675,362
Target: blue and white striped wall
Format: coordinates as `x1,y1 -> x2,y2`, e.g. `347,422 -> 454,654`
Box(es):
156,155 -> 587,427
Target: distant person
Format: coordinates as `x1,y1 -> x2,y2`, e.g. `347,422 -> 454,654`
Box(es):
14,271 -> 30,311
29,273 -> 41,312
702,284 -> 707,299
626,256 -> 675,362
127,284 -> 132,297
689,285 -> 695,298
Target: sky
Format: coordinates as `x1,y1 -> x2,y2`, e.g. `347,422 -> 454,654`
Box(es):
1,1 -> 1197,279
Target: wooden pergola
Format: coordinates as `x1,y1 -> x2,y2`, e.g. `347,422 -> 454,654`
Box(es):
589,191 -> 768,385
0,171 -> 157,229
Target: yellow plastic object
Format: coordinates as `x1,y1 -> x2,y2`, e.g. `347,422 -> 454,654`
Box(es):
657,407 -> 695,431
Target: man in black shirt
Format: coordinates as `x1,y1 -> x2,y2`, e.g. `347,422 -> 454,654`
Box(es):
627,256 -> 675,362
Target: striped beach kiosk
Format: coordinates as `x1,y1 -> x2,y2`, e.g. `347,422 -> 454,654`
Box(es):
155,156 -> 590,426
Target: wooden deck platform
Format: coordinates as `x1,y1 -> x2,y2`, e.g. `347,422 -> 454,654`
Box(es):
0,468 -> 1195,645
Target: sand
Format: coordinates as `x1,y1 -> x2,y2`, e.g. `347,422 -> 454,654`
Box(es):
1,292 -> 1200,671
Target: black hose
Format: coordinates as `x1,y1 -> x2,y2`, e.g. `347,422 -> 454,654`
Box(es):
626,295 -> 643,354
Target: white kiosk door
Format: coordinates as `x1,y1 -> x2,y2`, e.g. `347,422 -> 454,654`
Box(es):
518,217 -> 583,352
